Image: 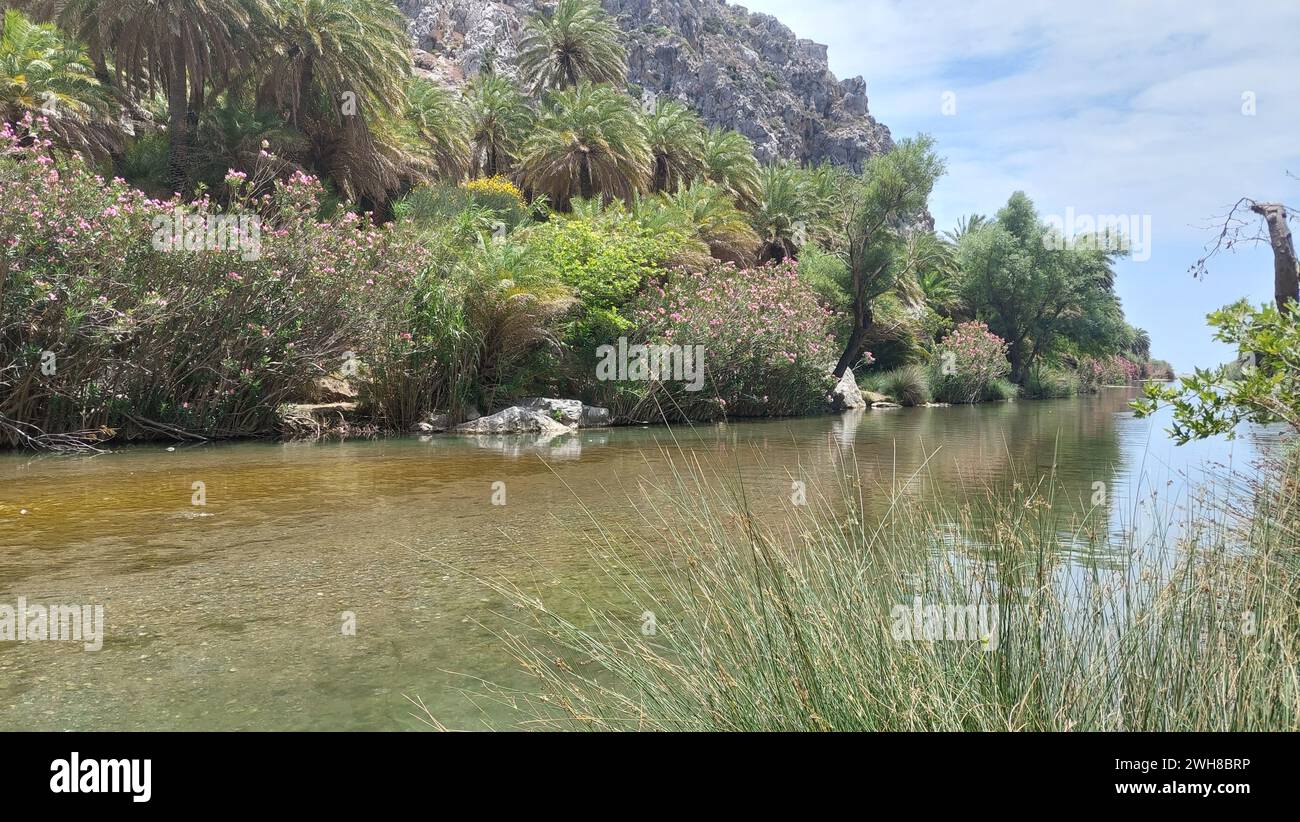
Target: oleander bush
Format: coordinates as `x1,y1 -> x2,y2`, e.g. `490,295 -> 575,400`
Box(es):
929,320 -> 1011,404
629,261 -> 837,419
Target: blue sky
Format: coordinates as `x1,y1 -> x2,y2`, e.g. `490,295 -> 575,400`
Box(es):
738,0 -> 1300,370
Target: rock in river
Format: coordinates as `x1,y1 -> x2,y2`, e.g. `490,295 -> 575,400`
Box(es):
452,406 -> 573,435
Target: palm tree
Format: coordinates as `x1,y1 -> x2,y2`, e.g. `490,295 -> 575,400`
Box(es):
752,162 -> 810,263
643,97 -> 705,193
0,9 -> 117,158
257,0 -> 408,127
662,181 -> 760,264
701,127 -> 760,209
943,213 -> 988,244
1129,327 -> 1152,360
12,1 -> 114,83
402,77 -> 470,180
464,72 -> 532,178
517,0 -> 626,95
24,0 -> 273,190
188,96 -> 307,192
256,0 -> 413,202
516,82 -> 650,210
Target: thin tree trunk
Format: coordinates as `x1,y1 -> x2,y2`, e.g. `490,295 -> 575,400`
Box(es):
833,326 -> 867,379
834,245 -> 870,379
1249,202 -> 1299,311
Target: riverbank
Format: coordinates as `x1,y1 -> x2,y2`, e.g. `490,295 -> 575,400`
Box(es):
3,121 -> 1170,455
1,349 -> 1167,454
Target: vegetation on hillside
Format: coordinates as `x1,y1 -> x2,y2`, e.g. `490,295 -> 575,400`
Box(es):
2,0 -> 1175,449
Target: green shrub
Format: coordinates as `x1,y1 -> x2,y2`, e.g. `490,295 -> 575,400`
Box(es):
1024,365 -> 1079,399
982,378 -> 1019,401
876,364 -> 931,406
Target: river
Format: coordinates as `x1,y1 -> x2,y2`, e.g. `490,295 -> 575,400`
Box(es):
0,388 -> 1278,730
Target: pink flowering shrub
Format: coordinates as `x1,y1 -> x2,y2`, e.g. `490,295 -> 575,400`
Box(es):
630,261 -> 836,419
930,321 -> 1011,404
0,118 -> 450,446
1078,354 -> 1141,390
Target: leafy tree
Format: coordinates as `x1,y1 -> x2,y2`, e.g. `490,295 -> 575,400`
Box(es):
517,0 -> 627,94
701,126 -> 760,208
516,82 -> 650,209
0,9 -> 116,158
643,97 -> 705,193
1134,301 -> 1300,440
831,136 -> 945,378
463,72 -> 532,178
956,191 -> 1122,382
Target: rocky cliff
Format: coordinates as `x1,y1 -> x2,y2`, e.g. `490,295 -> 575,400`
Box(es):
398,0 -> 895,169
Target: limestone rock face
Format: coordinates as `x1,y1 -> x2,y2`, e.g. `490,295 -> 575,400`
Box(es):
398,0 -> 895,169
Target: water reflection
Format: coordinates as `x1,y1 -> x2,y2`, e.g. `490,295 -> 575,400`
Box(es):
0,388 -> 1274,730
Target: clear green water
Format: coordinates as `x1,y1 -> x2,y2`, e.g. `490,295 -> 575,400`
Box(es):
0,388 -> 1276,730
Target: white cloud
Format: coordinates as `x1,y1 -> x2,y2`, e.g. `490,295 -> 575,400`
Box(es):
736,0 -> 1300,369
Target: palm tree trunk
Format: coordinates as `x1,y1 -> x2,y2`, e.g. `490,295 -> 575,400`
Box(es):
1249,203 -> 1299,311
579,156 -> 594,201
165,49 -> 189,193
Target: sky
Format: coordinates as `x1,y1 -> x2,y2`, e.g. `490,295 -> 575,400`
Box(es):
737,0 -> 1300,371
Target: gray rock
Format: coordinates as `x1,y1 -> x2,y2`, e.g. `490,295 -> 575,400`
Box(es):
520,397 -> 583,426
871,401 -> 902,409
452,406 -> 573,435
413,412 -> 450,433
580,404 -> 611,427
829,370 -> 866,410
520,397 -> 611,428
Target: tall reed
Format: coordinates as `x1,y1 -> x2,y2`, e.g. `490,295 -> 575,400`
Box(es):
484,447 -> 1300,731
